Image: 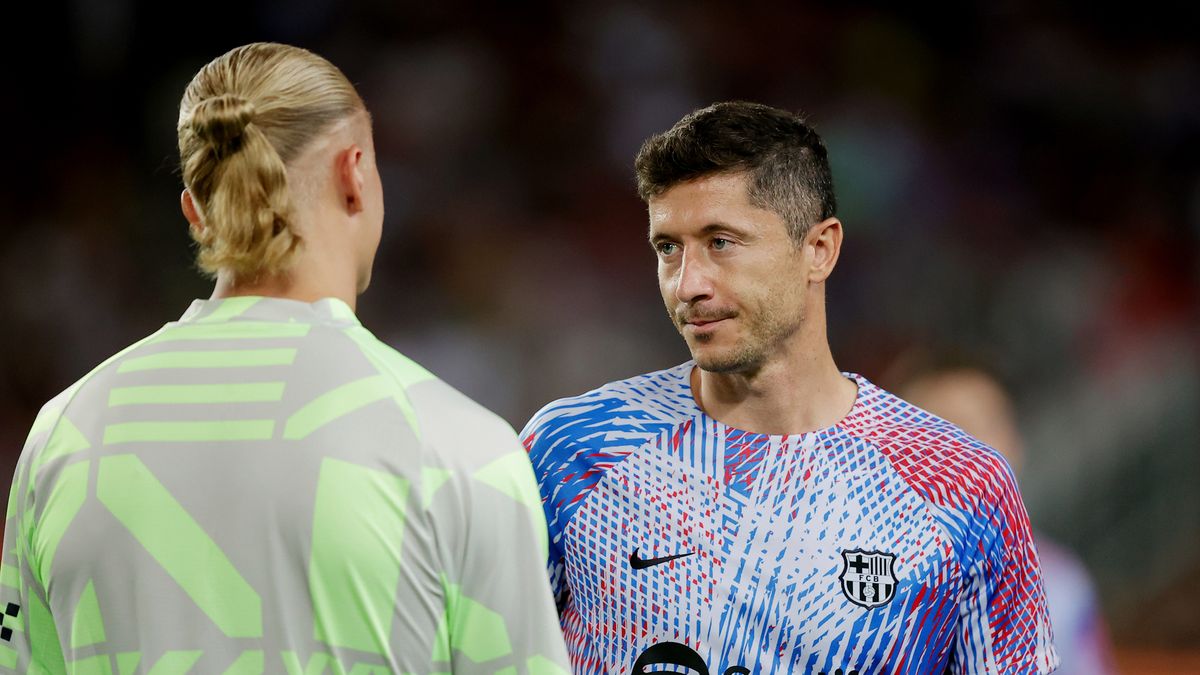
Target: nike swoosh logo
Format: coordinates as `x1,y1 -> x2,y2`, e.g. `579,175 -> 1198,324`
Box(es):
629,548 -> 695,570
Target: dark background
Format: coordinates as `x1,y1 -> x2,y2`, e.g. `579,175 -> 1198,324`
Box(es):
1,0 -> 1197,661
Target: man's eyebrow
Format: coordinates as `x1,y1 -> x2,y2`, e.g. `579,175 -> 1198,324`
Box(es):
696,222 -> 741,236
649,222 -> 746,239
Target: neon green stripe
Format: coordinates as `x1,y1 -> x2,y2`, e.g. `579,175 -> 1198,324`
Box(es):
0,564 -> 18,588
20,506 -> 33,563
23,326 -> 164,481
98,456 -> 262,637
433,610 -> 450,662
28,589 -> 67,672
27,404 -> 65,444
345,328 -> 435,388
284,376 -> 395,440
222,650 -> 263,675
434,576 -> 512,662
150,322 -> 311,342
473,453 -> 541,509
281,652 -> 331,675
25,325 -> 168,442
71,580 -> 107,648
33,460 -> 89,585
104,420 -> 274,444
145,651 -> 203,675
116,653 -> 142,675
118,349 -> 296,373
109,383 -> 286,406
309,458 -> 409,654
0,646 -> 14,669
343,328 -> 434,437
32,417 -> 91,478
6,461 -> 20,518
347,665 -> 393,675
325,299 -> 358,322
198,296 -> 261,322
473,452 -> 548,556
421,468 -> 451,509
69,654 -> 113,674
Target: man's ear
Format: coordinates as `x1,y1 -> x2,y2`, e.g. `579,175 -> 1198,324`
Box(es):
806,217 -> 843,283
180,189 -> 204,234
337,144 -> 366,215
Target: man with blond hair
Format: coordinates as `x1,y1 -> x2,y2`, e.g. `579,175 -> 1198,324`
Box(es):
0,43 -> 567,674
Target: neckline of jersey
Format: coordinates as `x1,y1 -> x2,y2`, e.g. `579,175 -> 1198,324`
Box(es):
176,296 -> 361,326
679,361 -> 872,441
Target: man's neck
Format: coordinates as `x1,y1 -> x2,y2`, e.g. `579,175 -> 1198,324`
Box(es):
692,341 -> 857,435
210,252 -> 358,313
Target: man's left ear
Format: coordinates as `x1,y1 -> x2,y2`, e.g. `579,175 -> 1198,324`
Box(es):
337,144 -> 365,215
180,189 -> 204,234
806,217 -> 843,283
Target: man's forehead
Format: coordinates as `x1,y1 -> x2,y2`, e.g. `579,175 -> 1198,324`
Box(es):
647,172 -> 783,235
650,172 -> 746,212
655,172 -> 750,201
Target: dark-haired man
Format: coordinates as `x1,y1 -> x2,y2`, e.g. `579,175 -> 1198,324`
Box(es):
521,102 -> 1058,674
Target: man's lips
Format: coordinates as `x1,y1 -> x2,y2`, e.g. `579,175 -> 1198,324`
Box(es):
679,313 -> 735,329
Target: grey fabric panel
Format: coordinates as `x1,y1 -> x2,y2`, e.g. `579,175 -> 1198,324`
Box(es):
2,298 -> 568,674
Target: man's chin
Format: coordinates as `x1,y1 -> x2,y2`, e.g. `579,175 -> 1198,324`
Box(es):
691,348 -> 759,375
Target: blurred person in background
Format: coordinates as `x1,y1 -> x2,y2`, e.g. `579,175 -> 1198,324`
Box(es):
0,42 -> 567,674
521,101 -> 1057,674
897,359 -> 1119,675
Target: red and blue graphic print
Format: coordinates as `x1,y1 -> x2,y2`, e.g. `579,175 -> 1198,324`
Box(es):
521,363 -> 1058,675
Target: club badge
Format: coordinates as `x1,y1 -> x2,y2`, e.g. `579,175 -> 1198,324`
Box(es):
839,549 -> 897,609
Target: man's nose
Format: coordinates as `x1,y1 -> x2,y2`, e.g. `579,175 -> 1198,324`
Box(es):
674,248 -> 714,304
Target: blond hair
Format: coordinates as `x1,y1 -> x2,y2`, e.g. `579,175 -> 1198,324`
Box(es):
178,43 -> 365,279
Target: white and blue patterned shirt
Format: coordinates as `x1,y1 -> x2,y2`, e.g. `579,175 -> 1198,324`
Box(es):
521,362 -> 1057,675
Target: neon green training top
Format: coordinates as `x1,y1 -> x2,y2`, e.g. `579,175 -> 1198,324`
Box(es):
0,296 -> 569,675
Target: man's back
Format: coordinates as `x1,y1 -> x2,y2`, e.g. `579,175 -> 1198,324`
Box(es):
2,296 -> 567,674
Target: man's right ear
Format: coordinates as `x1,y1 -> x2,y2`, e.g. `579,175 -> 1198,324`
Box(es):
181,189 -> 204,234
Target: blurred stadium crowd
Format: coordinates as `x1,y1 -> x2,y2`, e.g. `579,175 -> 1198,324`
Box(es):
0,0 -> 1196,664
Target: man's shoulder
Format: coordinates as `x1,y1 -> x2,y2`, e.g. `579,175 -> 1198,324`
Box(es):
519,364 -> 698,539
17,325 -> 175,474
841,377 -> 1018,502
340,327 -> 509,426
521,362 -> 698,452
348,332 -> 522,460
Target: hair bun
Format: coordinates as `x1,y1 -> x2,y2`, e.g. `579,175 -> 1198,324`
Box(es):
190,94 -> 257,156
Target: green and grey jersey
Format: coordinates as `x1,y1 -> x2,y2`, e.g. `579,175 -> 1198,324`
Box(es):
0,297 -> 569,675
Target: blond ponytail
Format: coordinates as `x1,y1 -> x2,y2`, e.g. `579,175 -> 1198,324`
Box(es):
178,43 -> 364,280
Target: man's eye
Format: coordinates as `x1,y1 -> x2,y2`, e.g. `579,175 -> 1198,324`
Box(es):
712,238 -> 730,250
656,242 -> 678,255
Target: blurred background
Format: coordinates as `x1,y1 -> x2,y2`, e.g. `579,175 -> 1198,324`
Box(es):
1,0 -> 1196,670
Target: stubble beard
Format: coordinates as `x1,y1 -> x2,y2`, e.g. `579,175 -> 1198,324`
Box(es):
689,330 -> 767,374
679,300 -> 806,375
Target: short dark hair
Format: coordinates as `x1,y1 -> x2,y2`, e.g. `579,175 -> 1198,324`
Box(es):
634,101 -> 837,241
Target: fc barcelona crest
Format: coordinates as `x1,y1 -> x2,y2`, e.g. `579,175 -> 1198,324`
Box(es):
839,549 -> 897,609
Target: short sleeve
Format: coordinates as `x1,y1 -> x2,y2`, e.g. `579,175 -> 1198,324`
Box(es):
519,415 -> 571,613
951,460 -> 1059,674
433,428 -> 570,674
0,408 -> 70,674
